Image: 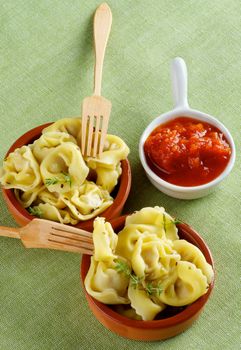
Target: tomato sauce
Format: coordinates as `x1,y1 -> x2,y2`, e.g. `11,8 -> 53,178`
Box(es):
144,117 -> 231,187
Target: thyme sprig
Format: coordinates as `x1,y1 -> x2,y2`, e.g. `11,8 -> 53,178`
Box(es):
62,172 -> 72,187
163,213 -> 184,230
172,218 -> 184,225
114,259 -> 142,289
45,172 -> 72,187
28,206 -> 42,218
114,259 -> 162,296
145,281 -> 163,296
130,274 -> 143,289
115,259 -> 131,275
45,177 -> 59,186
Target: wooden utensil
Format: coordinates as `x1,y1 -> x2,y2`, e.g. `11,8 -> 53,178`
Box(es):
0,219 -> 94,255
81,3 -> 112,157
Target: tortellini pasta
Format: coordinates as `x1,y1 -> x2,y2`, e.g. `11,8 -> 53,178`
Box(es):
85,258 -> 130,304
37,188 -> 66,209
61,183 -> 113,222
112,305 -> 142,320
85,134 -> 129,170
0,146 -> 41,191
0,118 -> 129,224
14,185 -> 44,208
116,206 -> 179,261
32,131 -> 77,163
131,234 -> 180,280
43,118 -> 82,141
84,218 -> 129,304
31,203 -> 78,225
125,206 -> 179,241
40,142 -> 89,193
158,261 -> 209,306
128,283 -> 165,321
84,135 -> 129,193
172,240 -> 214,283
85,207 -> 214,321
92,217 -> 118,263
95,163 -> 122,193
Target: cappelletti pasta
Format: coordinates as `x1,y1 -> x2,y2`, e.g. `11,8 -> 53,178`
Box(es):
84,207 -> 214,321
0,118 -> 129,224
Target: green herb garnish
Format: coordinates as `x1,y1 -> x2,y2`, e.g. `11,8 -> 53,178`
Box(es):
114,259 -> 163,296
130,274 -> 143,289
28,206 -> 42,218
115,259 -> 131,275
45,173 -> 72,187
172,218 -> 184,225
114,259 -> 143,290
45,177 -> 59,186
62,172 -> 72,187
145,282 -> 163,296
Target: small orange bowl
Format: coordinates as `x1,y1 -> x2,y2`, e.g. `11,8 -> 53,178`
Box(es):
81,216 -> 215,341
1,123 -> 131,231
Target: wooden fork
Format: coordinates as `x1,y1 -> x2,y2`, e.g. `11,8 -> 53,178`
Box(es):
81,3 -> 112,157
0,219 -> 94,255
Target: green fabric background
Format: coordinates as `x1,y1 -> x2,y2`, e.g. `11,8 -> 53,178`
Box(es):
0,0 -> 240,349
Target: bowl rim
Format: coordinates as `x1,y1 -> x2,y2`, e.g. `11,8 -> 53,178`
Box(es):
2,122 -> 131,230
139,107 -> 236,192
81,215 -> 215,329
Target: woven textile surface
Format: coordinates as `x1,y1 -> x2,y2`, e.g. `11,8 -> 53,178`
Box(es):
0,1 -> 240,349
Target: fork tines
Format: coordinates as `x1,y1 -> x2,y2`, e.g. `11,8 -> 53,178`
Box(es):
81,115 -> 107,157
81,95 -> 111,158
49,225 -> 94,255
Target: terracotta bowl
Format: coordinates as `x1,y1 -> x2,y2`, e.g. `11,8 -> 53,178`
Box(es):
1,123 -> 131,231
81,216 -> 215,341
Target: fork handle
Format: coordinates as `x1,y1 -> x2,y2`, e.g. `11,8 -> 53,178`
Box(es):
0,226 -> 20,239
93,3 -> 112,96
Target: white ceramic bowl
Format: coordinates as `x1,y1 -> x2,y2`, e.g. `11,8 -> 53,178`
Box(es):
139,57 -> 236,199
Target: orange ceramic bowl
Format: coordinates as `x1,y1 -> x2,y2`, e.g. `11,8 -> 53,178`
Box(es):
81,216 -> 215,341
2,123 -> 131,231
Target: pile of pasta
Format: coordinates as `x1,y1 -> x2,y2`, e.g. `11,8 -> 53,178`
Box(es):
0,118 -> 129,224
85,207 -> 214,321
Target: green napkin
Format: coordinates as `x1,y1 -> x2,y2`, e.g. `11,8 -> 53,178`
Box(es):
0,0 -> 240,349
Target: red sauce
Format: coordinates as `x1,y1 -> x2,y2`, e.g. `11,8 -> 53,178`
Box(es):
144,117 -> 231,187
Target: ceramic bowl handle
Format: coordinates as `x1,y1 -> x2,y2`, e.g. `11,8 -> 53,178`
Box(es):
171,57 -> 189,109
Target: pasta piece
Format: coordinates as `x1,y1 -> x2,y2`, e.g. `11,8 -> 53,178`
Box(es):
43,118 -> 82,143
85,134 -> 130,170
14,185 -> 44,208
131,235 -> 180,279
116,222 -> 173,261
173,240 -> 214,283
113,305 -> 142,320
40,142 -> 89,193
158,261 -> 208,307
29,203 -> 78,225
61,182 -> 113,221
92,217 -> 118,262
32,131 -> 77,163
0,146 -> 41,191
116,225 -> 145,261
128,283 -> 165,321
37,188 -> 66,209
84,257 -> 130,304
125,207 -> 179,241
95,162 -> 122,193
